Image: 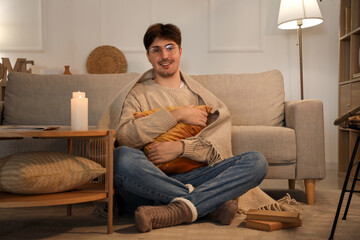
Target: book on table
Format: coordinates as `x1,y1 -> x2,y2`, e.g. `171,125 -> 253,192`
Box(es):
245,209 -> 300,223
245,219 -> 302,232
0,125 -> 60,131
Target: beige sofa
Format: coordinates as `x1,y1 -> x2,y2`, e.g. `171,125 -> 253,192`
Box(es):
0,70 -> 325,204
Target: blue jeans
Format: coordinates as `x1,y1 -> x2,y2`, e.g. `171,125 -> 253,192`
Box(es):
113,146 -> 268,218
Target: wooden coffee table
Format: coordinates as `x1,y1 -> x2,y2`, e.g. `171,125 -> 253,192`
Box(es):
0,127 -> 115,234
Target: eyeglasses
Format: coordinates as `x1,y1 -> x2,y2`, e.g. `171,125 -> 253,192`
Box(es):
148,44 -> 178,56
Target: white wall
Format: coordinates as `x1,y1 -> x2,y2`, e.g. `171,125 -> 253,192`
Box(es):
0,0 -> 339,168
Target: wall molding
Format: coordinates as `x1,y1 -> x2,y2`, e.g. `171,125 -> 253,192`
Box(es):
0,0 -> 44,52
208,0 -> 263,53
100,0 -> 152,53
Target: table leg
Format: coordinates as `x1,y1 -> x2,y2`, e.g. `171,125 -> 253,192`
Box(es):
67,138 -> 74,217
107,131 -> 114,234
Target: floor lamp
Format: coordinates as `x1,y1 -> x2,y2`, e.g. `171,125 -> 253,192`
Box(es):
277,0 -> 323,100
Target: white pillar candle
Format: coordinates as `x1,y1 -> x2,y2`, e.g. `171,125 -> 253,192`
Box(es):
71,91 -> 88,130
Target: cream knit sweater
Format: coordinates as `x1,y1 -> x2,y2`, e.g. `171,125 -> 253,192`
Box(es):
97,69 -> 233,165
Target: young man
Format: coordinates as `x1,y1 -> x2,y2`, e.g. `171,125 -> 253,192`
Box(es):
98,23 -> 268,232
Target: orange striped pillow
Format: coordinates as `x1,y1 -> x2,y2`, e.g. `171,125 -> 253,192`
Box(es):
134,105 -> 212,174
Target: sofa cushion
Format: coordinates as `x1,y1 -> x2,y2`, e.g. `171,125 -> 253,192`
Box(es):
266,164 -> 295,179
231,126 -> 296,165
3,72 -> 140,126
191,70 -> 285,126
0,151 -> 105,194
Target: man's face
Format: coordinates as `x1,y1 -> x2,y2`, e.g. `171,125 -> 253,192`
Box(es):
146,37 -> 182,79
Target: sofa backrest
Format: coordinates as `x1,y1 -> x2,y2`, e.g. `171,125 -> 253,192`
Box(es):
3,72 -> 141,126
191,70 -> 285,126
3,69 -> 285,127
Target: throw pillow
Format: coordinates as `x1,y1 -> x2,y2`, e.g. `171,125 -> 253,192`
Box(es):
133,105 -> 212,175
0,156 -> 9,192
0,151 -> 106,194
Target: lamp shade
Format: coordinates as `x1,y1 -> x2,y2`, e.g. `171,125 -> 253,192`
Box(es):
278,0 -> 323,29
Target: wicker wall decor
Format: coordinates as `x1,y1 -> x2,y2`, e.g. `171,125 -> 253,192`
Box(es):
86,45 -> 127,74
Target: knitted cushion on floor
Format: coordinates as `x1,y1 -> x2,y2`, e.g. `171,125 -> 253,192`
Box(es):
0,151 -> 106,194
134,105 -> 212,175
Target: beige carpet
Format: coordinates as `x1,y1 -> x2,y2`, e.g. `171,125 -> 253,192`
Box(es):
0,189 -> 359,240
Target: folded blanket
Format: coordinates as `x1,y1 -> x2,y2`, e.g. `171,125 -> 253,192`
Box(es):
237,187 -> 303,214
334,105 -> 360,129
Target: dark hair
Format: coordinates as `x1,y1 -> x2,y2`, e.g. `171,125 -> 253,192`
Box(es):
143,23 -> 181,51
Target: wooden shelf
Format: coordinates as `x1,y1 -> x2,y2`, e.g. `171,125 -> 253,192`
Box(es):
0,184 -> 107,208
338,0 -> 360,179
340,33 -> 351,40
340,26 -> 360,39
339,78 -> 360,85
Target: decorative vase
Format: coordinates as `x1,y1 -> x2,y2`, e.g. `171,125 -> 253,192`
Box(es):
63,65 -> 72,75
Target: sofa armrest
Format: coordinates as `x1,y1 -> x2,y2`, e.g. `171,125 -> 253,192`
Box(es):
0,101 -> 3,124
285,99 -> 325,179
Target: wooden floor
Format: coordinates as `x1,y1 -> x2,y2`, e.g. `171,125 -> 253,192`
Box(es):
1,167 -> 360,240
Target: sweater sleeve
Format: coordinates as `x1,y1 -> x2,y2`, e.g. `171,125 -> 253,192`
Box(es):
116,92 -> 177,149
180,137 -> 222,166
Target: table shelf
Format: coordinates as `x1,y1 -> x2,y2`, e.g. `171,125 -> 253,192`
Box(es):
0,184 -> 107,208
0,127 -> 114,233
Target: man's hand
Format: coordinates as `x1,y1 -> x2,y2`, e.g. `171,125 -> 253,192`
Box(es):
147,141 -> 184,165
170,105 -> 208,127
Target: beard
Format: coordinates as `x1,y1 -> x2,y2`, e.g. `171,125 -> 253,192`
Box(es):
155,60 -> 178,78
156,69 -> 177,78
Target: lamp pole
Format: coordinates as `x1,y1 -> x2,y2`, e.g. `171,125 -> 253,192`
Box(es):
297,19 -> 304,100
